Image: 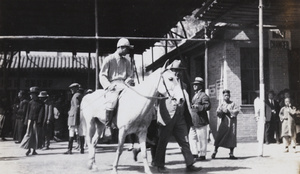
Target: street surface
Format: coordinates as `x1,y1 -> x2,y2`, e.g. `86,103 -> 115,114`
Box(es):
0,138 -> 299,174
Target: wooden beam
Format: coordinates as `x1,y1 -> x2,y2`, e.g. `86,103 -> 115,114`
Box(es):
0,36 -> 209,42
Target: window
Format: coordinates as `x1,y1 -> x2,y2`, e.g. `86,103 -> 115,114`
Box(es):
240,48 -> 269,104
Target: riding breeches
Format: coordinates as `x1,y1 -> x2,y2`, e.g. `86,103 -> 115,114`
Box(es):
68,114 -> 86,137
104,91 -> 119,111
104,82 -> 125,111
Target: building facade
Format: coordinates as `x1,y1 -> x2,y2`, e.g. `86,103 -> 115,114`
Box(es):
147,27 -> 300,142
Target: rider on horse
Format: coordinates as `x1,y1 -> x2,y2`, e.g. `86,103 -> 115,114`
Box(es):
99,38 -> 135,129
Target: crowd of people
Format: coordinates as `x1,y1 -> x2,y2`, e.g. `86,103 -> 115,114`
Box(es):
0,84 -> 92,156
254,89 -> 300,153
0,38 -> 299,173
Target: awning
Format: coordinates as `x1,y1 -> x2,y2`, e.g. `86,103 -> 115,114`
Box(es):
0,54 -> 98,71
196,0 -> 300,29
0,0 -> 203,54
146,0 -> 300,71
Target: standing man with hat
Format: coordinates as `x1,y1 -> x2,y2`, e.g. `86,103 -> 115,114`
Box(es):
154,60 -> 201,173
38,91 -> 55,150
264,90 -> 280,144
13,90 -> 29,144
20,86 -> 44,156
188,77 -> 211,161
64,83 -> 84,154
99,38 -> 134,131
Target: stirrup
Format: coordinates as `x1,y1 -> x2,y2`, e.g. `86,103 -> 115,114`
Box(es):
104,127 -> 112,137
211,152 -> 217,159
111,122 -> 117,129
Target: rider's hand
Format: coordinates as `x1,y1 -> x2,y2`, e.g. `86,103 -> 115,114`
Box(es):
125,78 -> 135,86
106,85 -> 116,91
191,104 -> 198,109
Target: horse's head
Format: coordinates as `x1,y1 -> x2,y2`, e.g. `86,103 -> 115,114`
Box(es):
157,61 -> 184,105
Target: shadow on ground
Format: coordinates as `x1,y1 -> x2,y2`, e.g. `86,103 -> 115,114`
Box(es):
0,156 -> 23,161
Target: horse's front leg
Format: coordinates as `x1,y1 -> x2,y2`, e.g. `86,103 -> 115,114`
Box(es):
87,118 -> 100,171
138,131 -> 152,174
112,128 -> 126,174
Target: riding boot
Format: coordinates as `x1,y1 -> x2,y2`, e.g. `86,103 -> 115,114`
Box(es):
75,135 -> 81,150
64,137 -> 74,154
80,136 -> 85,154
150,145 -> 157,161
105,110 -> 114,128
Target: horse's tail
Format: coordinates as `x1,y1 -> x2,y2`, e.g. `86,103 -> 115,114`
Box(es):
80,107 -> 87,136
80,95 -> 88,136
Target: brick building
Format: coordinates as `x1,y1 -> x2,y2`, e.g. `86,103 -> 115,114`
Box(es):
147,27 -> 300,142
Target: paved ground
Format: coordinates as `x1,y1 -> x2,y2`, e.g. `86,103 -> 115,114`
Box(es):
0,138 -> 299,174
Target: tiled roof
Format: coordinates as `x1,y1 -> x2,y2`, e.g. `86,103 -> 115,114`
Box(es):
0,54 -> 101,70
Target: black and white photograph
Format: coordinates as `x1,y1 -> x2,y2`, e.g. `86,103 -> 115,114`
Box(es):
0,0 -> 300,173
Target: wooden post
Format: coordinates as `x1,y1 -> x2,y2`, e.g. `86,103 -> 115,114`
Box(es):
204,27 -> 209,94
258,0 -> 265,157
204,27 -> 212,142
151,47 -> 154,63
2,52 -> 7,94
88,52 -> 91,89
95,0 -> 100,89
141,54 -> 144,81
17,51 -> 21,91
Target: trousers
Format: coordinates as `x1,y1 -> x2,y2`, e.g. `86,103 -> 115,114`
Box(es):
189,125 -> 208,156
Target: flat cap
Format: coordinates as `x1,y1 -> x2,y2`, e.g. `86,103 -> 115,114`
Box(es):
69,83 -> 81,88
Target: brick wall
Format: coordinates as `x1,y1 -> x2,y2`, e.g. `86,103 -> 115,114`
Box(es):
207,29 -> 261,141
207,42 -> 225,137
197,28 -> 294,142
225,42 -> 258,141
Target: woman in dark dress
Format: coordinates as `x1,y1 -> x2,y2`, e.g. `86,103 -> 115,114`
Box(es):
20,87 -> 44,156
212,89 -> 239,159
13,91 -> 29,143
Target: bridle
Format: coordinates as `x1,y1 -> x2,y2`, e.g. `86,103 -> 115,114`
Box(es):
123,68 -> 176,100
160,69 -> 174,99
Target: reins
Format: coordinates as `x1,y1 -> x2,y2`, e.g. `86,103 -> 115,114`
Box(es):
124,83 -> 168,100
123,69 -> 173,100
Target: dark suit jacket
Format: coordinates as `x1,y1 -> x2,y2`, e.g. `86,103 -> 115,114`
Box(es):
68,92 -> 83,126
265,99 -> 280,122
41,99 -> 55,127
16,99 -> 29,120
25,99 -> 44,124
157,80 -> 192,127
190,90 -> 211,126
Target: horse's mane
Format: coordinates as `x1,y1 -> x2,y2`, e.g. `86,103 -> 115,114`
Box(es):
132,67 -> 163,92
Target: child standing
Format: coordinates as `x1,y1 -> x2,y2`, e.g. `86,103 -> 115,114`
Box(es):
279,98 -> 297,153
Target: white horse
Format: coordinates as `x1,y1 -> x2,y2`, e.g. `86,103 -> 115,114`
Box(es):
81,62 -> 184,174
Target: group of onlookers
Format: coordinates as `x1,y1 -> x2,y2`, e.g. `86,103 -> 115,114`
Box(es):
1,90 -> 69,144
0,84 -> 93,156
254,89 -> 299,153
14,87 -> 60,156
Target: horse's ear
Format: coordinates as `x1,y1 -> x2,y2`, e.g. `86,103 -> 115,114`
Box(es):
162,59 -> 170,70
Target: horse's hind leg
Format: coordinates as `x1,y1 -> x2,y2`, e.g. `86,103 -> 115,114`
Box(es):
87,118 -> 100,171
112,128 -> 126,174
138,131 -> 152,174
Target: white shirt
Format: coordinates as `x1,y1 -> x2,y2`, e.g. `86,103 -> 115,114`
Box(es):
254,97 -> 263,117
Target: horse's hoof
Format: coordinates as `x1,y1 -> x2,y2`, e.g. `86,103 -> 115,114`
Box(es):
145,169 -> 153,174
87,162 -> 93,170
111,167 -> 118,174
111,169 -> 118,174
91,165 -> 98,172
87,160 -> 97,171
